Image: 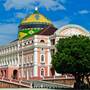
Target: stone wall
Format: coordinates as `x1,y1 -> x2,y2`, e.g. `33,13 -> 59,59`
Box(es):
43,78 -> 75,87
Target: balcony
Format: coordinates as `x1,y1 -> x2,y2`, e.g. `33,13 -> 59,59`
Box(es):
40,62 -> 45,65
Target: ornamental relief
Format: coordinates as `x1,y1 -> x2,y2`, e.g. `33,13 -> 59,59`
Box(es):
59,28 -> 87,36
55,24 -> 89,37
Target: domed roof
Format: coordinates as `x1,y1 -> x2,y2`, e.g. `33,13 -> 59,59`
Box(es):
55,24 -> 89,36
20,8 -> 51,25
18,7 -> 56,40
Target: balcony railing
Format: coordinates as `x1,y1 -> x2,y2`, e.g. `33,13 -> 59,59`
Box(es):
19,63 -> 33,68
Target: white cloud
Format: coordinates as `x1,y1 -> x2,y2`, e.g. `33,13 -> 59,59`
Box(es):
53,17 -> 70,28
0,23 -> 18,45
16,12 -> 27,19
38,0 -> 65,11
4,0 -> 36,10
79,10 -> 90,14
4,0 -> 65,11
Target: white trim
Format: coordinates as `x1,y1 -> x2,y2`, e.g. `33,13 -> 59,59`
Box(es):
48,38 -> 51,46
55,71 -> 61,76
17,53 -> 19,66
34,48 -> 37,64
21,51 -> 24,78
33,65 -> 38,77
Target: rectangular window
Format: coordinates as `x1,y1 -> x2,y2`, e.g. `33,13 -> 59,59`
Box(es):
51,39 -> 55,45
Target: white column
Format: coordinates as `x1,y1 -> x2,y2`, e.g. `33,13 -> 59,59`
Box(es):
5,57 -> 7,65
3,57 -> 5,65
1,59 -> 2,66
17,53 -> 20,66
21,51 -> 24,78
11,56 -> 13,65
9,57 -> 11,65
33,48 -> 38,77
14,55 -> 16,65
8,56 -> 10,65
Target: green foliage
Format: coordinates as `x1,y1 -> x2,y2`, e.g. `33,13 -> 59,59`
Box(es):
52,35 -> 90,74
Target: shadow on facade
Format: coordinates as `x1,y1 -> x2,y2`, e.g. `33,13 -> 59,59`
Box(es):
13,70 -> 18,79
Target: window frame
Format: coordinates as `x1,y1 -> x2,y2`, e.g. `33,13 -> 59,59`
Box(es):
40,54 -> 45,63
40,68 -> 45,77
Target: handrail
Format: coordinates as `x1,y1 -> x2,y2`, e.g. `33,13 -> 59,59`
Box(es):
0,77 -> 31,88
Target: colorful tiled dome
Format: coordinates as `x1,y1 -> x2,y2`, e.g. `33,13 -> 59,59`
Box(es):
18,7 -> 56,40
20,7 -> 51,25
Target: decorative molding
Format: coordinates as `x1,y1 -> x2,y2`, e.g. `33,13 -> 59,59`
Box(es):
55,24 -> 89,36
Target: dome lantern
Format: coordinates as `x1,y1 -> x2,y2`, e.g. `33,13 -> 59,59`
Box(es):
35,7 -> 38,11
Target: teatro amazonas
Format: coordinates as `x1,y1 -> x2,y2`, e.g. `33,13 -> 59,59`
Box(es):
0,8 -> 89,80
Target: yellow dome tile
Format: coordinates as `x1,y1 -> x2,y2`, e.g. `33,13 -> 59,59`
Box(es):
19,32 -> 27,40
21,13 -> 51,24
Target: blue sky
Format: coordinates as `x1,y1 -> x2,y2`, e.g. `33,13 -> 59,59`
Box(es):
0,0 -> 90,45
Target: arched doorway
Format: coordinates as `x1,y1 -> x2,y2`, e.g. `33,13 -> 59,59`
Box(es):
0,70 -> 3,77
50,67 -> 55,76
41,68 -> 44,77
13,70 -> 18,79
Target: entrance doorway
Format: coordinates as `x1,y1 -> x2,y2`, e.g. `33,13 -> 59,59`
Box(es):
13,70 -> 18,79
0,70 -> 3,77
50,67 -> 55,76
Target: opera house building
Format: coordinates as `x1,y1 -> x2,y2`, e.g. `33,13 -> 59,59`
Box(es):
0,8 -> 89,80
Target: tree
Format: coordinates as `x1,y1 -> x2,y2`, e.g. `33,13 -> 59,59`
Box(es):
52,35 -> 90,88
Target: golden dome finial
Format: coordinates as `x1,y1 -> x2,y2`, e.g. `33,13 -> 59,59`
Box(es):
35,7 -> 38,11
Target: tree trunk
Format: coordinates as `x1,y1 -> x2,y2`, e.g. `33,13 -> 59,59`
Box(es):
73,73 -> 85,89
73,73 -> 90,89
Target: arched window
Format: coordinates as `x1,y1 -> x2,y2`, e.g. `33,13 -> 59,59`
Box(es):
32,40 -> 33,43
41,48 -> 43,51
13,70 -> 18,79
1,70 -> 3,76
41,68 -> 44,76
51,39 -> 55,45
40,40 -> 45,43
41,55 -> 44,62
